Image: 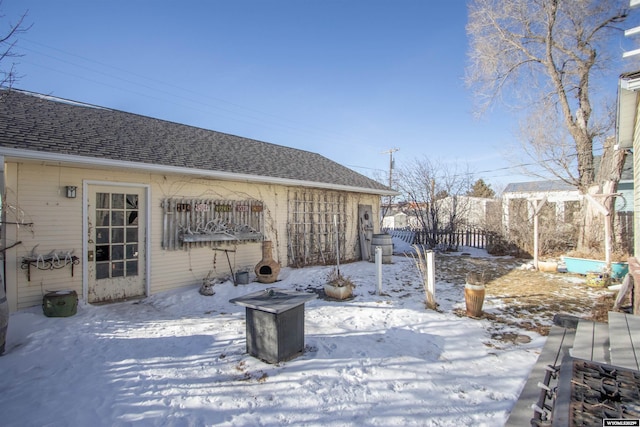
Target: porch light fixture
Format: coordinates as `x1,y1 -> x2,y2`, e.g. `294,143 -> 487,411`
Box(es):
65,186 -> 77,198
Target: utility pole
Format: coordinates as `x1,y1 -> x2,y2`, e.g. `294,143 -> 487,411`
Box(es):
381,148 -> 399,227
381,148 -> 399,189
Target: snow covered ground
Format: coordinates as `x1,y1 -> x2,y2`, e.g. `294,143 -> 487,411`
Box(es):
0,247 -> 545,426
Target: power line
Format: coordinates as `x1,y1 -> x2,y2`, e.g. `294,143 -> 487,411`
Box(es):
10,38 -> 378,148
6,39 -> 611,184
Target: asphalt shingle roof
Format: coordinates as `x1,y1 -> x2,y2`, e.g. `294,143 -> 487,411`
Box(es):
503,180 -> 577,193
0,89 -> 391,194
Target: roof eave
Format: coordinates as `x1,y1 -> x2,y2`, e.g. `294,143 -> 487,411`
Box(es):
0,147 -> 398,197
617,75 -> 640,149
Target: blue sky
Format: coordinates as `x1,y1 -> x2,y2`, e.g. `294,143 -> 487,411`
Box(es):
2,1 -> 636,192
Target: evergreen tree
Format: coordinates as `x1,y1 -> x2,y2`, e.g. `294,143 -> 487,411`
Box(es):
467,179 -> 495,198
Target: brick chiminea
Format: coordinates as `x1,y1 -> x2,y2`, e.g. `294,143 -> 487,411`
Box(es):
254,241 -> 280,283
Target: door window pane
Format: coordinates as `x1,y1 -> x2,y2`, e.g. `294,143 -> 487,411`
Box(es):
96,245 -> 110,262
126,244 -> 138,259
111,228 -> 124,244
111,262 -> 124,277
96,228 -> 109,244
96,211 -> 109,226
112,245 -> 124,260
127,211 -> 138,225
96,193 -> 110,209
96,263 -> 110,280
126,260 -> 138,276
112,194 -> 124,209
111,211 -> 124,226
126,228 -> 138,243
126,194 -> 138,209
94,191 -> 140,280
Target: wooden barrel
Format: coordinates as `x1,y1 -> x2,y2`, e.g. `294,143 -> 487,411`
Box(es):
370,234 -> 393,264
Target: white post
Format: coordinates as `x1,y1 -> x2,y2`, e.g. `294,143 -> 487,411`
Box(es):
376,246 -> 382,295
533,213 -> 539,270
426,250 -> 435,308
604,213 -> 612,268
530,198 -> 546,271
334,215 -> 340,276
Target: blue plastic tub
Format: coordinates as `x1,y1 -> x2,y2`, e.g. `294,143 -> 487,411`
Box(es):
563,256 -> 628,279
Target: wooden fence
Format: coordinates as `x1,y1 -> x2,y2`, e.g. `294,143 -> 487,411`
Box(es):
616,211 -> 634,254
385,227 -> 491,250
388,211 -> 634,253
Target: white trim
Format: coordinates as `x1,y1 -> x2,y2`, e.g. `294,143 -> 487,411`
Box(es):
82,182 -> 87,302
617,77 -> 640,149
625,26 -> 640,37
82,180 -> 151,302
623,48 -> 640,58
621,76 -> 640,91
0,147 -> 398,197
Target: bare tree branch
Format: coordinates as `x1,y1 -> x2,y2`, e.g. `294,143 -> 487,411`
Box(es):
0,2 -> 30,88
466,0 -> 628,191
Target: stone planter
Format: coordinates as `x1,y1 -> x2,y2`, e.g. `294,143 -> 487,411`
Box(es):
324,284 -> 352,300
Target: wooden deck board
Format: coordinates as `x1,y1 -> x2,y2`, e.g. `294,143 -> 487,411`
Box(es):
549,353 -> 574,427
571,320 -> 610,363
608,311 -> 640,370
571,320 -> 594,360
505,325 -> 574,427
508,312 -> 640,427
591,321 -> 611,364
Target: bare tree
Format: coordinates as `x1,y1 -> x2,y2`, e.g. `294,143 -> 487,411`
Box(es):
467,0 -> 633,257
0,3 -> 29,88
396,157 -> 472,247
466,0 -> 629,192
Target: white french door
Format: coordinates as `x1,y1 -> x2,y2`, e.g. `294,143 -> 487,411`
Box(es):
86,184 -> 147,303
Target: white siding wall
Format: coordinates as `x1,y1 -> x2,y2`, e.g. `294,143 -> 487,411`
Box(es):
4,161 -> 381,311
5,163 -> 86,311
634,96 -> 640,256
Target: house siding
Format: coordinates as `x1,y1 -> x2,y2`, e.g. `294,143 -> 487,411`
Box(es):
6,163 -> 86,310
634,96 -> 640,256
4,162 -> 380,311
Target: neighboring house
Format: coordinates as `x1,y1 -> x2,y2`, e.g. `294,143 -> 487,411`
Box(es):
437,195 -> 499,229
382,211 -> 407,229
382,196 -> 497,230
0,89 -> 395,311
501,157 -> 635,251
501,180 -> 582,233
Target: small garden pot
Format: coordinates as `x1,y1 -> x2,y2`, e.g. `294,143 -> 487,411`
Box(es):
537,261 -> 558,273
464,283 -> 485,318
235,271 -> 250,285
324,284 -> 352,300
